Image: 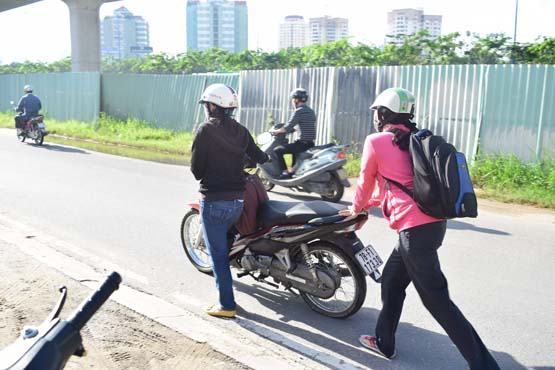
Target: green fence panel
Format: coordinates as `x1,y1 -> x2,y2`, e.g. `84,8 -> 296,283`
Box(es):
101,73 -> 239,131
480,65 -> 555,161
0,72 -> 100,122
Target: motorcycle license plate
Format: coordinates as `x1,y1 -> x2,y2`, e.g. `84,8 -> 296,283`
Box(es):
37,123 -> 45,129
355,245 -> 383,275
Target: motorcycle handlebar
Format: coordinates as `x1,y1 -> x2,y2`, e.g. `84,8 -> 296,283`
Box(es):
67,272 -> 122,331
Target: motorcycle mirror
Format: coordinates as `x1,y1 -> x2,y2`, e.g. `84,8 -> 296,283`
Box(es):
257,132 -> 272,145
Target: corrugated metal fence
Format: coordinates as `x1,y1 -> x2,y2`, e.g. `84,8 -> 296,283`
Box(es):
101,73 -> 238,131
0,72 -> 100,122
1,66 -> 553,160
239,65 -> 554,161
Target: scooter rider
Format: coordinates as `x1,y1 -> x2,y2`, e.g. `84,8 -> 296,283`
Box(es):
190,83 -> 269,319
15,85 -> 42,131
270,88 -> 316,179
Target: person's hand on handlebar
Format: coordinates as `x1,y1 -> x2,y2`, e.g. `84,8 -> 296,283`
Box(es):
269,127 -> 287,136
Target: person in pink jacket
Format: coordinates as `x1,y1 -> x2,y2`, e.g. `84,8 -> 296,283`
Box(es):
340,88 -> 499,370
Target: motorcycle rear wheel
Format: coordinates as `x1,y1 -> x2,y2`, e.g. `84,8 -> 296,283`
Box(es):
34,131 -> 44,145
299,243 -> 366,318
17,130 -> 26,142
180,209 -> 213,275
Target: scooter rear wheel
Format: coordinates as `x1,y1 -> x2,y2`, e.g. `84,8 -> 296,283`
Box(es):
299,243 -> 366,318
320,173 -> 344,203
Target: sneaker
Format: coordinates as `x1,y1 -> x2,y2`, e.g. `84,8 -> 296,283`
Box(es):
358,335 -> 396,359
206,305 -> 236,319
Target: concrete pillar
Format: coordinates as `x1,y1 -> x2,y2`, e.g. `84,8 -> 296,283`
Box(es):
62,0 -> 105,72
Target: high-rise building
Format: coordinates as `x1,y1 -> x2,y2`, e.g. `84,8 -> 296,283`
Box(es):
308,16 -> 349,45
386,8 -> 442,44
186,0 -> 248,53
279,15 -> 307,49
101,7 -> 152,60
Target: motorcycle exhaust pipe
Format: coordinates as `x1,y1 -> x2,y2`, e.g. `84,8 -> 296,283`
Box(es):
268,259 -> 336,299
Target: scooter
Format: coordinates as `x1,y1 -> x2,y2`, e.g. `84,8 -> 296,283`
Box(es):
10,100 -> 48,146
256,123 -> 350,203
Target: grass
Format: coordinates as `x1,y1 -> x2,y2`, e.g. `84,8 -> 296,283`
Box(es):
470,155 -> 555,209
0,112 -> 193,163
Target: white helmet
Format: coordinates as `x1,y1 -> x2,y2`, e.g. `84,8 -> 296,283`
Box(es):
23,84 -> 33,93
370,87 -> 415,115
199,83 -> 238,109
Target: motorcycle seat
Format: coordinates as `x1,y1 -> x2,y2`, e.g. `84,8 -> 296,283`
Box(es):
258,200 -> 346,228
29,116 -> 44,123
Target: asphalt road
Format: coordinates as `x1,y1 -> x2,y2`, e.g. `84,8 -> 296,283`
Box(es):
1,128 -> 554,370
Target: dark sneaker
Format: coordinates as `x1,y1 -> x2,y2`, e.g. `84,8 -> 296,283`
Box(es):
359,335 -> 396,359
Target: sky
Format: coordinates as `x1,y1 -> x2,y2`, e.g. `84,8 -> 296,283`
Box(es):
0,0 -> 554,63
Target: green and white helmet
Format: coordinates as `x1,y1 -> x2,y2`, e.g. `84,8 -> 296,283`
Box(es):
370,87 -> 415,115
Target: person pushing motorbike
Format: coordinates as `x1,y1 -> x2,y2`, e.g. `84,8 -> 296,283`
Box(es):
14,85 -> 42,132
270,88 -> 316,179
190,83 -> 268,319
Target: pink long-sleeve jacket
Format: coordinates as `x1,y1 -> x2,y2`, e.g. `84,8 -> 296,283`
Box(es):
352,127 -> 441,233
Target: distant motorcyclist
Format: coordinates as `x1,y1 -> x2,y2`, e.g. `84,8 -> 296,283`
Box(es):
15,85 -> 42,131
270,88 -> 316,179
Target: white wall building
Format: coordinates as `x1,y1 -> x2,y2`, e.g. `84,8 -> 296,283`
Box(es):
308,16 -> 349,45
279,15 -> 307,49
387,8 -> 442,44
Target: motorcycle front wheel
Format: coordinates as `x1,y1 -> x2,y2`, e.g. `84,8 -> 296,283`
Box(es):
299,243 -> 366,318
180,209 -> 213,275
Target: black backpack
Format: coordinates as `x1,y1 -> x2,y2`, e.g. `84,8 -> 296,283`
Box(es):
383,129 -> 478,219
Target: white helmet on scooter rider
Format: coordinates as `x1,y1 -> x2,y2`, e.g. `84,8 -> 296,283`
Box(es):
23,85 -> 33,93
199,83 -> 238,109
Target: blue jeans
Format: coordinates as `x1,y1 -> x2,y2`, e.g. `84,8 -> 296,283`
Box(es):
200,199 -> 244,310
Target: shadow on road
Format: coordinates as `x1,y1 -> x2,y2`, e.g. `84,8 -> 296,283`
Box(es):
447,219 -> 511,236
234,281 -> 526,370
35,143 -> 89,154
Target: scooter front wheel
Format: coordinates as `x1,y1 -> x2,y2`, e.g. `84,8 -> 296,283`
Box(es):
180,209 -> 213,275
257,170 -> 275,191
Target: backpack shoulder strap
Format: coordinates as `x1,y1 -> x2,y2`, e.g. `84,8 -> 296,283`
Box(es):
381,175 -> 414,198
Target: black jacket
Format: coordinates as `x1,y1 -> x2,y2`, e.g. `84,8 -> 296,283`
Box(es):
191,117 -> 268,200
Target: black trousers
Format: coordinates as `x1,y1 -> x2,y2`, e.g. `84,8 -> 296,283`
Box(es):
273,140 -> 314,172
375,221 -> 500,370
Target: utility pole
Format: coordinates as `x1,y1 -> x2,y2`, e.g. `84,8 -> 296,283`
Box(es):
512,0 -> 519,64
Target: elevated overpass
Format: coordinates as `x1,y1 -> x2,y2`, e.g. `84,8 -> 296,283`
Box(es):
1,0 -> 120,71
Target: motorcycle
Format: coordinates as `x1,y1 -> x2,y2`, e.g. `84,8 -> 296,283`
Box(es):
10,100 -> 48,146
256,124 -> 350,203
0,272 -> 121,370
181,200 -> 383,318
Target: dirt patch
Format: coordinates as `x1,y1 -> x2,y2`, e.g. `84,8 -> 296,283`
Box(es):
0,240 -> 248,370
